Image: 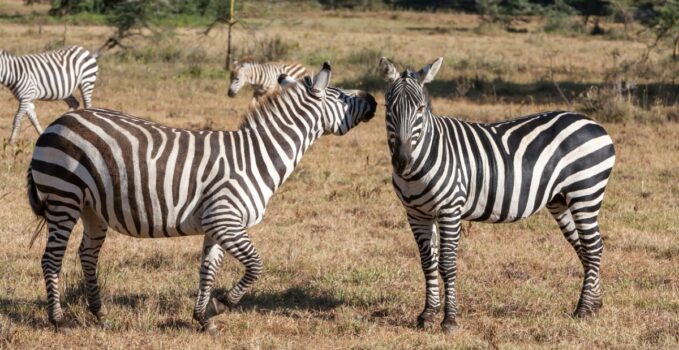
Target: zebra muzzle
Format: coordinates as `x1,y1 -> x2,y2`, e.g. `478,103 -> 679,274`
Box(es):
391,138 -> 412,175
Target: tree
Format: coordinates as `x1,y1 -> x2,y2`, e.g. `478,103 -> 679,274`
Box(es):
636,0 -> 679,60
96,1 -> 174,55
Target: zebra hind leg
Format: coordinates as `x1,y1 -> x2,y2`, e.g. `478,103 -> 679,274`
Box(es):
79,209 -> 109,328
41,206 -> 80,331
80,82 -> 95,108
569,193 -> 604,318
192,235 -> 226,334
548,194 -> 603,318
64,95 -> 80,111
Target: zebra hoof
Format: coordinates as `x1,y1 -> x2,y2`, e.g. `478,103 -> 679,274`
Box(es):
98,320 -> 110,330
53,321 -> 73,335
573,298 -> 603,318
416,315 -> 435,330
441,318 -> 458,333
205,297 -> 229,320
201,320 -> 219,336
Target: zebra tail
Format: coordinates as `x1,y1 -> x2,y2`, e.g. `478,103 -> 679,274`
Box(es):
27,167 -> 47,249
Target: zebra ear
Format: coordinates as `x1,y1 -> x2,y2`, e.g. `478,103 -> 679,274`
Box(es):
378,57 -> 399,83
418,57 -> 443,85
312,61 -> 331,93
278,74 -> 296,87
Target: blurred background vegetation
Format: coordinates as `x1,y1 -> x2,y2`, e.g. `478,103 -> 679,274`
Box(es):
1,0 -> 678,123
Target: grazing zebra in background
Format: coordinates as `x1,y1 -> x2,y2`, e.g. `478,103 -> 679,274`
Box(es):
228,59 -> 307,98
27,62 -> 376,333
378,57 -> 616,332
0,45 -> 98,145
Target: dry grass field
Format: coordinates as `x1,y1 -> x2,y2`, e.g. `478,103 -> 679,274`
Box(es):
0,1 -> 678,349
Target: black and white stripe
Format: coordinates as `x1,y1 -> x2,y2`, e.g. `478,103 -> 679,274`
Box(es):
27,62 -> 376,332
379,57 -> 616,331
228,60 -> 307,98
0,45 -> 98,145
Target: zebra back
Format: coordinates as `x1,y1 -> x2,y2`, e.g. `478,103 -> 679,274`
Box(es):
0,45 -> 98,101
229,60 -> 308,97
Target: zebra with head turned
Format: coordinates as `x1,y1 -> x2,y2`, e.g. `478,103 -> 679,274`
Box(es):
228,59 -> 308,98
0,45 -> 98,145
378,57 -> 615,332
27,62 -> 376,333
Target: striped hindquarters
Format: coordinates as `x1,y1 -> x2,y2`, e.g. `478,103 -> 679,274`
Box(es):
455,111 -> 616,222
15,45 -> 98,101
29,108 -> 220,237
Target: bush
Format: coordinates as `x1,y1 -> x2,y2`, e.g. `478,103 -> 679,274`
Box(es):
543,10 -> 585,34
575,85 -> 662,123
237,35 -> 298,62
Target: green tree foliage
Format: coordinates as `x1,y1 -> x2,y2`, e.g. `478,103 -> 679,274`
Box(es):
47,0 -> 230,17
635,0 -> 679,58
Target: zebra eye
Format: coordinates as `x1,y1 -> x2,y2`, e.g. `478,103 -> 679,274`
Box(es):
416,105 -> 425,114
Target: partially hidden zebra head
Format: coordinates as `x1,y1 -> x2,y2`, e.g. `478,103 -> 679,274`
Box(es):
228,59 -> 252,97
378,57 -> 443,175
279,62 -> 377,136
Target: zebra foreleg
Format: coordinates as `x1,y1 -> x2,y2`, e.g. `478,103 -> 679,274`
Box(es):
196,225 -> 263,332
8,101 -> 29,145
64,95 -> 80,111
25,102 -> 43,136
437,212 -> 461,332
193,235 -> 226,333
78,210 -> 108,327
408,214 -> 441,329
219,229 -> 263,308
42,209 -> 79,331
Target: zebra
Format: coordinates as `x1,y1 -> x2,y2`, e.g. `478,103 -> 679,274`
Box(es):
26,62 -> 376,333
378,57 -> 616,332
0,45 -> 98,145
228,59 -> 308,98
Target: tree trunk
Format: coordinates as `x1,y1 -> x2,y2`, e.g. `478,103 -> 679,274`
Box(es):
225,22 -> 233,70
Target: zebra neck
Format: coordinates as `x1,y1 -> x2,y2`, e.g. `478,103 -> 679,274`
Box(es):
237,107 -> 323,189
249,66 -> 272,87
411,113 -> 435,159
402,113 -> 437,177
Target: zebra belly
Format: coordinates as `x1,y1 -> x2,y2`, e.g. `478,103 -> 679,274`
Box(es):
30,74 -> 78,100
104,211 -> 204,238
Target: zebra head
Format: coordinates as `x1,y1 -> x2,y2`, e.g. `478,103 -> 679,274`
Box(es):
228,60 -> 251,97
378,57 -> 443,175
279,62 -> 377,135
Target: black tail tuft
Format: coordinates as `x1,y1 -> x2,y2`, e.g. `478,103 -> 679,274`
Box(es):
27,168 -> 45,217
27,167 -> 46,249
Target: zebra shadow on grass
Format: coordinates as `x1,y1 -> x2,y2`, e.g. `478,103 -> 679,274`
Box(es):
212,285 -> 342,319
0,274 -> 109,330
0,296 -> 51,330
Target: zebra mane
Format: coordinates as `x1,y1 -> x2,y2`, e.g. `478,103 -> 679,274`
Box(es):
233,57 -> 260,70
0,50 -> 15,58
401,68 -> 418,79
239,76 -> 311,130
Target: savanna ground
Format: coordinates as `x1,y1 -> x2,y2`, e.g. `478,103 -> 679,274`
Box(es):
0,1 -> 678,349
